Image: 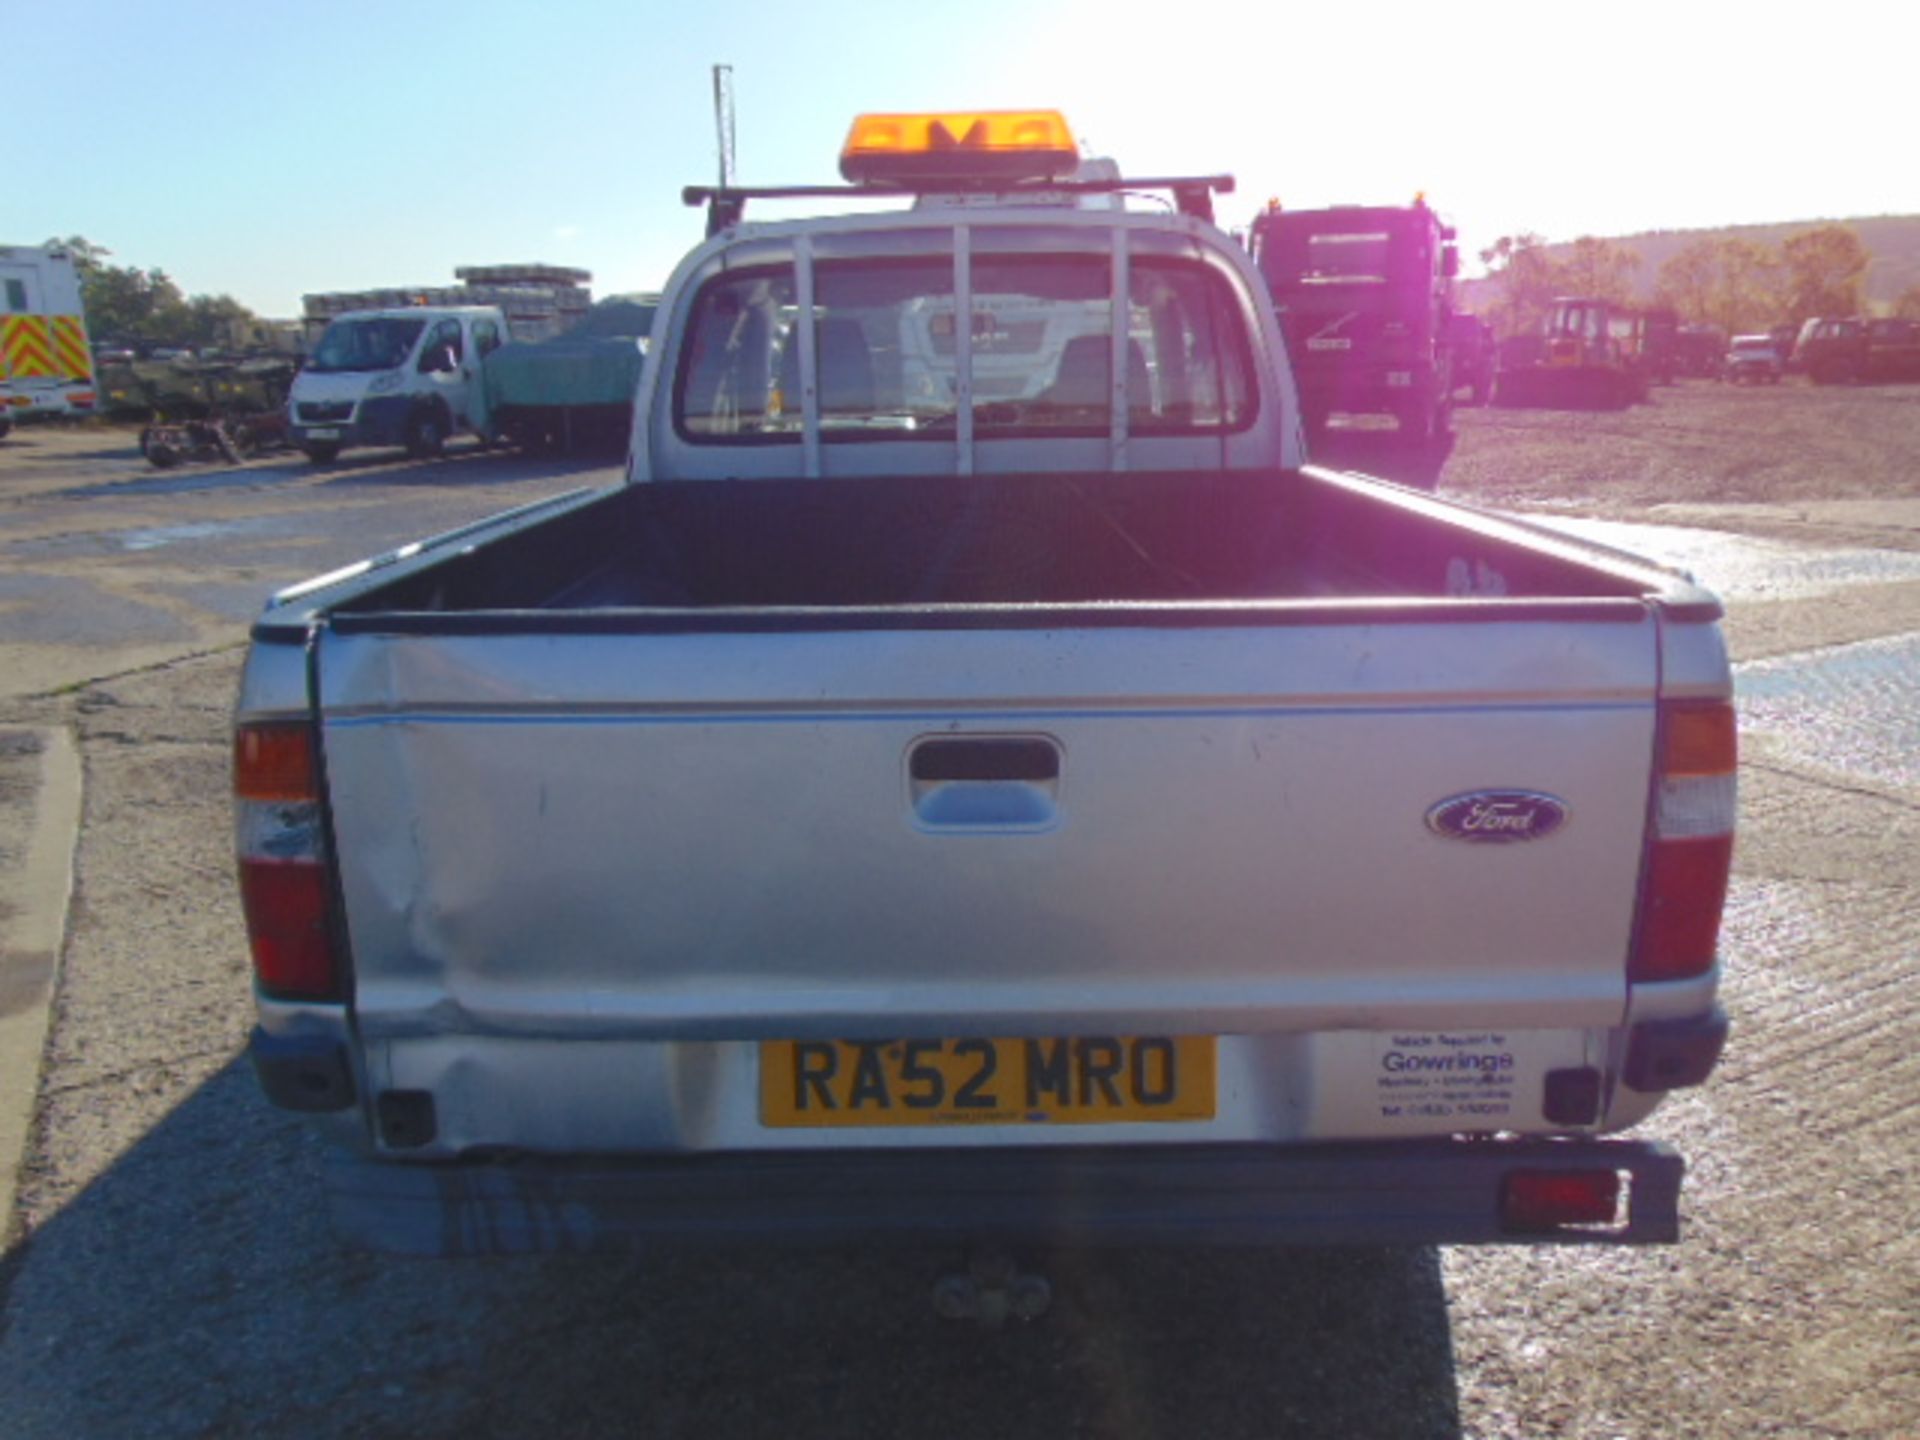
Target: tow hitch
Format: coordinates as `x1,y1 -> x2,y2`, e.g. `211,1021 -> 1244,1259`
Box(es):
932,1249 -> 1052,1326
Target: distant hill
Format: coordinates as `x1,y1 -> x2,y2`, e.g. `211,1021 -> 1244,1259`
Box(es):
1460,214 -> 1920,314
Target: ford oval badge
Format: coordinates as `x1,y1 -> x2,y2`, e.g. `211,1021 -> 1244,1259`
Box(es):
1426,790 -> 1569,843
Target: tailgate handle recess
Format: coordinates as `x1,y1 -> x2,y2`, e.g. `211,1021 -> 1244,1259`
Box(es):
909,736 -> 1062,831
911,737 -> 1060,783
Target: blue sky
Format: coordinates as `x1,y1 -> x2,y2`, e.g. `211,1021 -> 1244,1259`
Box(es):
9,0 -> 1913,316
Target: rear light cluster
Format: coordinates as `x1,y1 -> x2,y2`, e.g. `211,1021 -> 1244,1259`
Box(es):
1501,1168 -> 1623,1232
234,721 -> 343,1000
1629,699 -> 1737,983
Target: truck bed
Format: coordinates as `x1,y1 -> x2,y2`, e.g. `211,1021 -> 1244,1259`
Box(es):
314,467 -> 1684,629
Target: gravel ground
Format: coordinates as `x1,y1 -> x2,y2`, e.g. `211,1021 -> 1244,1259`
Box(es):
1445,380 -> 1920,518
2,380 -> 1920,1437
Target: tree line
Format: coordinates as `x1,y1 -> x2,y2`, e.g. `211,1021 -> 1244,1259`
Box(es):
1477,224 -> 1920,338
49,236 -> 263,352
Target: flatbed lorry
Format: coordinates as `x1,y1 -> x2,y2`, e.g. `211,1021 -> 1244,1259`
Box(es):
235,111 -> 1732,1270
482,294 -> 658,453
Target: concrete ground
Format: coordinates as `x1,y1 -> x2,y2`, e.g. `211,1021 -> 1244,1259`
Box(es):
2,389 -> 1919,1437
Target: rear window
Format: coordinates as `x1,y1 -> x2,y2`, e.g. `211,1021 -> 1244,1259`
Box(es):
675,253 -> 1256,443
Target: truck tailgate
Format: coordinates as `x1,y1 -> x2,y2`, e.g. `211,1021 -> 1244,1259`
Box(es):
318,615 -> 1657,1052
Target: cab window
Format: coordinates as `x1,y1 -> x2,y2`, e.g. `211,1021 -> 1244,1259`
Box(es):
675,253 -> 1256,442
417,319 -> 463,372
676,269 -> 794,436
473,319 -> 503,357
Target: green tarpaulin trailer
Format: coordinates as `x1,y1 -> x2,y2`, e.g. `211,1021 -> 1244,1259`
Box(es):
484,296 -> 657,452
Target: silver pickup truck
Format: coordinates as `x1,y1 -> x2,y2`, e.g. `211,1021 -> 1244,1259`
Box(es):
234,113 -> 1732,1260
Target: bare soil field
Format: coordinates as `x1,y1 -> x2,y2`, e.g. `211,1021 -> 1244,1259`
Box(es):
1440,379 -> 1920,664
1443,378 -> 1920,527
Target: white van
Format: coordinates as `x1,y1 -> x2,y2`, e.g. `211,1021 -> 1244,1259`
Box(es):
288,306 -> 506,463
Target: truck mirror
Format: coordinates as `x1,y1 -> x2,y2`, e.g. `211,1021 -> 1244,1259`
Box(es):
1442,246 -> 1460,279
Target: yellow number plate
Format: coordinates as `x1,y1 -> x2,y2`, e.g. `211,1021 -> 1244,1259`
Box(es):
760,1036 -> 1216,1128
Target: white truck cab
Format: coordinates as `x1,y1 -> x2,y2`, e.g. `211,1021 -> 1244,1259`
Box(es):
288,305 -> 507,463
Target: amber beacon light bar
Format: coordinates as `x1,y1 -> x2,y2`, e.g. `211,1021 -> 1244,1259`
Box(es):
683,108 -> 1233,237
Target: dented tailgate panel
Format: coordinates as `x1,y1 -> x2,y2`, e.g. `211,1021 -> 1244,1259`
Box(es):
316,613 -> 1659,1151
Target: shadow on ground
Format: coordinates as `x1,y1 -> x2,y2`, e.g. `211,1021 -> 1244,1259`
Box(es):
9,439 -> 145,465
0,1061 -> 1463,1439
57,465 -> 313,500
313,445 -> 620,490
46,443 -> 617,503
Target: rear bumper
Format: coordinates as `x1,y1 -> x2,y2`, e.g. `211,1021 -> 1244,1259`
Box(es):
323,1137 -> 1685,1256
5,390 -> 70,418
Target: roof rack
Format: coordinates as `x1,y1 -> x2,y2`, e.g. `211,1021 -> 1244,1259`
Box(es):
682,174 -> 1236,239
